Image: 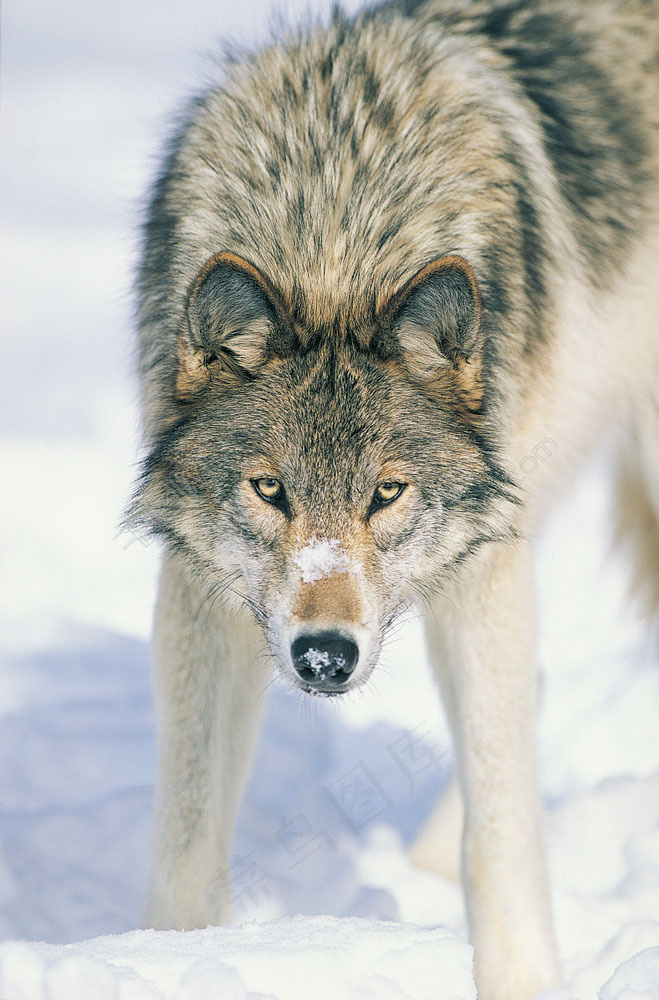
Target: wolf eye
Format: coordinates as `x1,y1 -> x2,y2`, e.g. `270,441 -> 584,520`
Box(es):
371,481 -> 406,509
251,477 -> 284,503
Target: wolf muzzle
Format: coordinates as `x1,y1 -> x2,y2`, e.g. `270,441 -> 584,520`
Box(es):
290,630 -> 359,692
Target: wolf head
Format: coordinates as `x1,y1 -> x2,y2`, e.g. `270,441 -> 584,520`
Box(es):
131,252 -> 517,695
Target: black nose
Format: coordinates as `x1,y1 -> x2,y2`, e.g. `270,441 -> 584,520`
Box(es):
291,631 -> 359,690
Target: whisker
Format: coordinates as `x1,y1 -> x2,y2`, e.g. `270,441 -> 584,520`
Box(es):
192,569 -> 242,625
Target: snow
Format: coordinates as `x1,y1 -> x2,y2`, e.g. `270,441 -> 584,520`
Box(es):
302,648 -> 335,672
599,948 -> 659,1000
0,918 -> 475,1000
294,537 -> 363,583
1,1 -> 658,998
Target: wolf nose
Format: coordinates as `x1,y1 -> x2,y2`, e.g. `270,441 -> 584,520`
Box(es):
291,631 -> 359,690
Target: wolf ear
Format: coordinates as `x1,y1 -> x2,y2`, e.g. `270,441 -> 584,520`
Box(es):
378,255 -> 484,412
177,252 -> 296,401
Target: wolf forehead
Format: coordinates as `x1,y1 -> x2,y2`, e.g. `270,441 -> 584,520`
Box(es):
170,341 -> 463,482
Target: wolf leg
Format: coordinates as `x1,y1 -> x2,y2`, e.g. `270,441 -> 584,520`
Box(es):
424,539 -> 561,1000
143,552 -> 268,930
409,772 -> 463,883
614,391 -> 659,627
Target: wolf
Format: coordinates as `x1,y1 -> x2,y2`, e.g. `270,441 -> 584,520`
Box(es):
129,0 -> 659,996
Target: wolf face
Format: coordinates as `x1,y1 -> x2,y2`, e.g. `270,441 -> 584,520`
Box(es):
133,252 -> 517,694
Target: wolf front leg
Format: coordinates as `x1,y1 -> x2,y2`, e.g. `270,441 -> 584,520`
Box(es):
144,552 -> 269,930
425,539 -> 561,1000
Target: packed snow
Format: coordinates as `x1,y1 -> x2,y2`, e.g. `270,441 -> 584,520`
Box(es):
0,919 -> 475,1000
1,1 -> 658,998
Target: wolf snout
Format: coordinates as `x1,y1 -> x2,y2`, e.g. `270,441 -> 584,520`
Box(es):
290,631 -> 359,691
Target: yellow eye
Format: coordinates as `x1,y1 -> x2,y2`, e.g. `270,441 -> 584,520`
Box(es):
252,477 -> 283,502
373,481 -> 406,506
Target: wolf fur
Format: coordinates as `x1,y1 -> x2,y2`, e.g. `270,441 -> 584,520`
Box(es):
129,1 -> 659,997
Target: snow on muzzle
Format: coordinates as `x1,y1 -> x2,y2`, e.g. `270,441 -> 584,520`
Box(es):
286,535 -> 375,693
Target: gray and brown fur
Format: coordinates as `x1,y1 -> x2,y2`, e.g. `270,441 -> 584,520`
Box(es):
130,3 -> 659,998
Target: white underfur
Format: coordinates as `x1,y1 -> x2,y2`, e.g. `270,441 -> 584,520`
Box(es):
144,211 -> 659,1000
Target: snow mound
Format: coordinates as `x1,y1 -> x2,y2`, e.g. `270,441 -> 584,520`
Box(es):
0,916 -> 474,1000
599,945 -> 659,1000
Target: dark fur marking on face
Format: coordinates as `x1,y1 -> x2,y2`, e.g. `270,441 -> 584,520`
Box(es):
450,478 -> 506,513
372,517 -> 421,552
226,509 -> 281,548
448,527 -> 520,572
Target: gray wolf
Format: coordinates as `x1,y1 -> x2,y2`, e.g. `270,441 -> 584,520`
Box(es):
128,1 -> 659,996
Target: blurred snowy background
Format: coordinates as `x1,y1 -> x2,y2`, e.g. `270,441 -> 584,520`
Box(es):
1,1 -> 658,997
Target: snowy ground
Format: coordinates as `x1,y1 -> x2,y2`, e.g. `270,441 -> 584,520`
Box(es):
1,1 -> 658,998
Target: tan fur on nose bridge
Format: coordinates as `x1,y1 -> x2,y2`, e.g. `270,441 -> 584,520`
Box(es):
293,576 -> 363,626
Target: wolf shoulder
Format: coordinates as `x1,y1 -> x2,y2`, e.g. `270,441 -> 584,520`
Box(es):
409,0 -> 659,254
